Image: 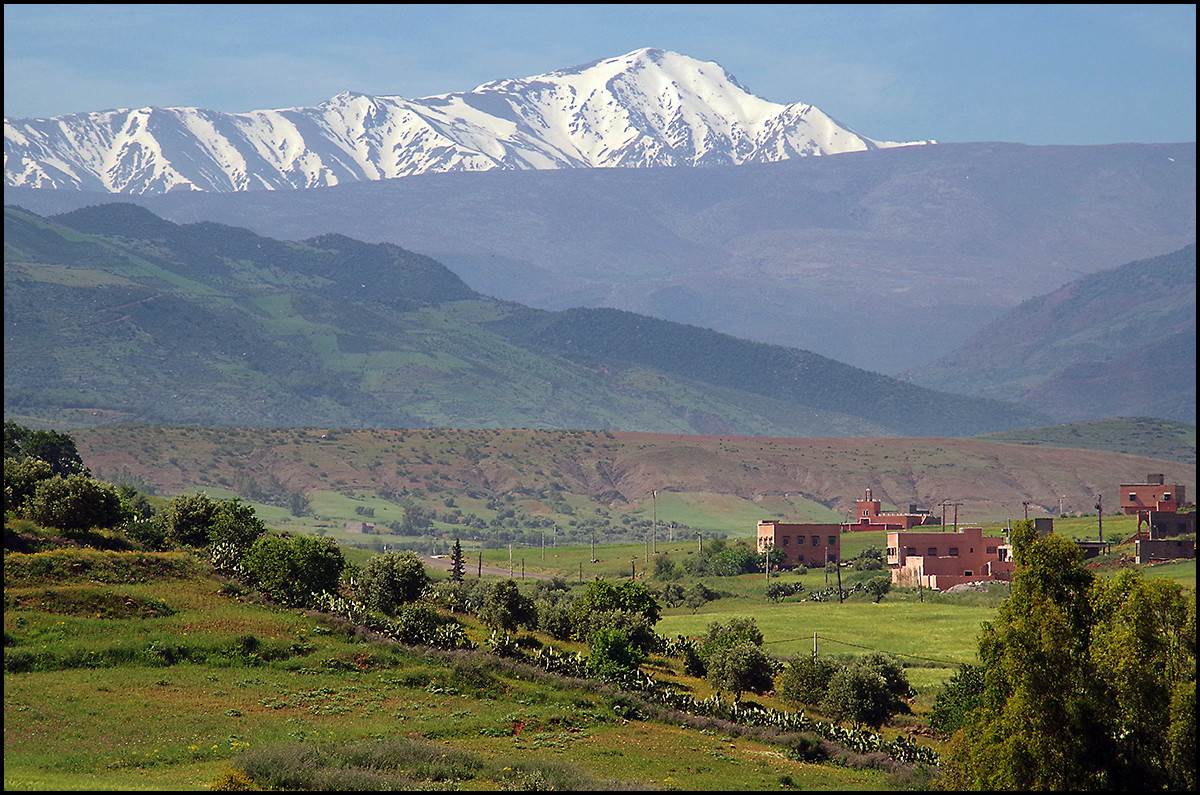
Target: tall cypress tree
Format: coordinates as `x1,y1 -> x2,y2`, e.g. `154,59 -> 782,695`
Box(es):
450,538 -> 465,582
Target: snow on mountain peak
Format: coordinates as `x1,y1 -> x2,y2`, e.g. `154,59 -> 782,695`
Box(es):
4,49 -> 931,193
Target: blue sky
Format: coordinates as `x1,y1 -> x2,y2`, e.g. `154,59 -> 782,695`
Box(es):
4,4 -> 1195,146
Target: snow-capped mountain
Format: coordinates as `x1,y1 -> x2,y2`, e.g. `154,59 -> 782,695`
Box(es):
4,49 -> 929,194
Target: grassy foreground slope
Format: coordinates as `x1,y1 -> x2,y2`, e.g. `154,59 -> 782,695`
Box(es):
4,521 -> 921,792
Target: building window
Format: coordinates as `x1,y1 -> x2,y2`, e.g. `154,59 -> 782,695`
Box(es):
1129,493 -> 1138,501
781,536 -> 790,546
928,547 -> 938,556
905,547 -> 917,555
797,555 -> 805,562
797,535 -> 805,545
828,536 -> 836,545
811,536 -> 820,547
887,547 -> 896,557
949,547 -> 959,556
1163,493 -> 1173,501
964,570 -> 973,576
986,546 -> 996,554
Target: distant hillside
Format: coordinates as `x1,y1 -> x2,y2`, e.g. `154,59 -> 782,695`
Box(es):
70,425 -> 1197,533
905,246 -> 1197,425
976,417 -> 1196,467
8,141 -> 1193,375
3,204 -> 1046,437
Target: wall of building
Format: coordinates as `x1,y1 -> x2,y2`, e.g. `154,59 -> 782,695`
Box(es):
1135,538 -> 1196,564
1121,478 -> 1186,514
757,521 -> 841,568
886,526 -> 1013,590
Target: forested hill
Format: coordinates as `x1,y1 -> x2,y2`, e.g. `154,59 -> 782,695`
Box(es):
4,203 -> 1046,436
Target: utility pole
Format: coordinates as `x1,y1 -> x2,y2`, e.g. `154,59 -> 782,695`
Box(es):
835,554 -> 843,604
652,490 -> 658,554
1022,501 -> 1031,520
1096,494 -> 1103,543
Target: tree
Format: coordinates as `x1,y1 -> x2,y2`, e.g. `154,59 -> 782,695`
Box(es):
480,579 -> 537,632
586,627 -> 646,681
707,641 -> 776,701
815,653 -> 912,729
778,655 -> 839,707
354,551 -> 430,615
940,520 -> 1196,790
927,663 -> 986,736
242,534 -> 346,608
161,492 -> 218,547
450,538 -> 465,582
24,474 -> 128,533
864,574 -> 892,603
1088,569 -> 1196,789
4,455 -> 54,513
3,422 -> 87,477
568,578 -> 661,644
207,497 -> 266,554
820,665 -> 895,729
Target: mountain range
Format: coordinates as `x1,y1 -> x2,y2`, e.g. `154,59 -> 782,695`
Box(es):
8,140 -> 1194,375
3,48 -> 1194,415
4,49 -> 924,194
905,245 -> 1196,424
3,203 -> 1046,437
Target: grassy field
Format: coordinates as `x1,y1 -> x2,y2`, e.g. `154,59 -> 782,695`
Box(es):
5,507 -> 1194,791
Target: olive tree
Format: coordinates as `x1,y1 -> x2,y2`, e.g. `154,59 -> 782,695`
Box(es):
354,551 -> 430,615
24,473 -> 128,533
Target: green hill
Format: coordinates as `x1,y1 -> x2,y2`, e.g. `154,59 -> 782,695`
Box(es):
976,417 -> 1196,466
4,203 -> 1046,437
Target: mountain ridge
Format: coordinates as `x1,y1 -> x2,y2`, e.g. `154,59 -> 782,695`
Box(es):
9,140 -> 1190,374
903,245 -> 1197,424
3,48 -> 928,194
3,203 -> 1045,437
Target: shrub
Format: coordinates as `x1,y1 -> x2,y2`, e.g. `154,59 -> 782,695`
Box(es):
586,627 -> 647,681
241,534 -> 345,608
3,456 -> 54,512
207,498 -> 266,554
353,551 -> 429,615
779,655 -> 839,706
161,492 -> 218,547
927,663 -> 985,736
480,579 -> 537,632
706,641 -> 776,701
24,474 -> 128,533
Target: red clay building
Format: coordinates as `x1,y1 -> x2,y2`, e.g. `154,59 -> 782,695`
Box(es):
1121,474 -> 1186,515
757,521 -> 841,568
845,488 -> 937,531
886,526 -> 1014,590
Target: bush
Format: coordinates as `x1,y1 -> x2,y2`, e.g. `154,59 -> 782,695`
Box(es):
241,534 -> 345,607
4,456 -> 54,512
207,498 -> 266,554
586,627 -> 646,681
161,492 -> 218,547
480,579 -> 537,631
353,551 -> 429,615
24,474 -> 128,533
778,655 -> 839,706
707,641 -> 776,701
819,653 -> 913,729
927,663 -> 985,736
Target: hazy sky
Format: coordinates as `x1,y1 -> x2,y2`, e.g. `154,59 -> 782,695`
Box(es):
4,4 -> 1195,146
